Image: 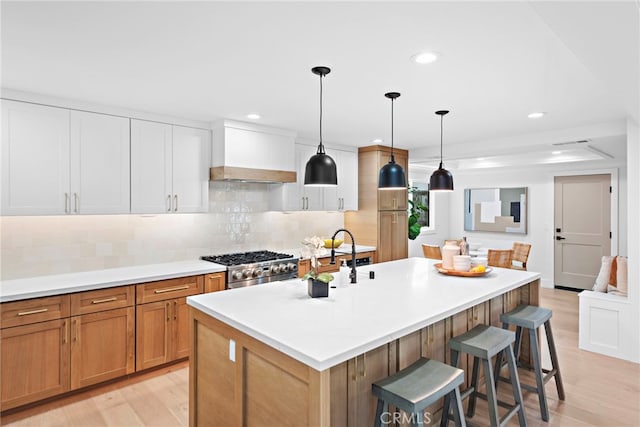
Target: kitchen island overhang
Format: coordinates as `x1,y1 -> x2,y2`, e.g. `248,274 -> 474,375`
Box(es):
187,257 -> 541,426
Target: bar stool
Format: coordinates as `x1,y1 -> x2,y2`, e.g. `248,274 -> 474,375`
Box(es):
495,305 -> 565,422
441,325 -> 527,427
372,357 -> 466,427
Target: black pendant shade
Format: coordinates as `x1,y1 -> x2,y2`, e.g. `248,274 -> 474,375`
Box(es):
378,92 -> 407,190
429,110 -> 454,192
304,66 -> 337,187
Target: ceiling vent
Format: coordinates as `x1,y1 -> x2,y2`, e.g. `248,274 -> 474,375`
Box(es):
552,139 -> 590,146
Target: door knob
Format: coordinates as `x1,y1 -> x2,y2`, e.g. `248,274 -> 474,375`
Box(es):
556,236 -> 566,240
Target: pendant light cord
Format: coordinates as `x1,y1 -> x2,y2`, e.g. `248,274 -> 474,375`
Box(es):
390,98 -> 395,163
318,73 -> 325,155
439,113 -> 444,169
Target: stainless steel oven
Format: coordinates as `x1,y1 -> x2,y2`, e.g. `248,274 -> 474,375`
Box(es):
201,251 -> 299,289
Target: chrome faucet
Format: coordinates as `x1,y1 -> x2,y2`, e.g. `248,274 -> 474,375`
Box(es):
329,228 -> 357,284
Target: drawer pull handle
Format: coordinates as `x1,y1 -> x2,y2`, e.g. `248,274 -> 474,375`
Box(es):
154,285 -> 190,294
18,308 -> 48,316
92,297 -> 117,304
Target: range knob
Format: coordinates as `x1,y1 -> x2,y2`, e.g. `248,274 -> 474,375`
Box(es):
231,271 -> 243,280
287,263 -> 297,272
252,268 -> 263,277
280,263 -> 289,273
242,269 -> 252,278
270,264 -> 280,274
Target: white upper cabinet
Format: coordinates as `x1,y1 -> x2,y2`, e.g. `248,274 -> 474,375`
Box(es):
70,111 -> 130,214
131,120 -> 210,214
324,148 -> 358,211
172,126 -> 210,213
1,101 -> 130,215
2,101 -> 70,215
269,144 -> 358,211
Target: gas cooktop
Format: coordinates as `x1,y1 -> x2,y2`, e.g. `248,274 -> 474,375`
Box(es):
201,250 -> 295,267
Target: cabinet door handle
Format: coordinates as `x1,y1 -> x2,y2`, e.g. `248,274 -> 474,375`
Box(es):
17,308 -> 48,316
62,320 -> 67,344
65,193 -> 70,213
306,197 -> 309,210
73,319 -> 79,342
393,198 -> 397,209
392,212 -> 398,224
174,301 -> 178,320
166,302 -> 170,322
92,297 -> 117,304
167,195 -> 172,212
154,285 -> 189,294
361,354 -> 366,378
174,195 -> 178,212
74,192 -> 78,213
352,356 -> 358,381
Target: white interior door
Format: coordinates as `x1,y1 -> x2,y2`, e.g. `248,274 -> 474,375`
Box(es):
554,174 -> 611,290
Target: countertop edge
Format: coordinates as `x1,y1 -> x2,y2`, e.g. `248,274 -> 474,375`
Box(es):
1,262 -> 227,303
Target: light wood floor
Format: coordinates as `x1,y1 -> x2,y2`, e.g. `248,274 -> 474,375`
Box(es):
2,288 -> 640,426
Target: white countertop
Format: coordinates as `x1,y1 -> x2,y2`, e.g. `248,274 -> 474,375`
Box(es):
0,260 -> 226,302
188,257 -> 540,371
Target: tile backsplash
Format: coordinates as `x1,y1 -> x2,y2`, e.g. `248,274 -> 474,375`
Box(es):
1,182 -> 344,280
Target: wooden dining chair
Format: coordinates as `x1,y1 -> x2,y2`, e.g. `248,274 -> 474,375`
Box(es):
511,242 -> 531,270
487,249 -> 514,268
422,244 -> 442,260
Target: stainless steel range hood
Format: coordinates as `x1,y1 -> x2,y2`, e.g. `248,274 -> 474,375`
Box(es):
210,120 -> 297,183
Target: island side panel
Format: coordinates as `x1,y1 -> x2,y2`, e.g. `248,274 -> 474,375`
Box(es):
189,307 -> 331,427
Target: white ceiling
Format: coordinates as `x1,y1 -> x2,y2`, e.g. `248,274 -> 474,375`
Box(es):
2,1 -> 638,167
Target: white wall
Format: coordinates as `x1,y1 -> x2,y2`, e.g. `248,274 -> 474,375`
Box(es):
627,119 -> 639,362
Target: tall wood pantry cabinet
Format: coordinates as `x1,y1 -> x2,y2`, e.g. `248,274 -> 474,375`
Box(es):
345,145 -> 409,262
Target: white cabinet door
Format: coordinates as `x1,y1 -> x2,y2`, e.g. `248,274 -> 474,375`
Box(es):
131,120 -> 173,214
70,111 -> 130,214
1,101 -> 70,215
297,144 -> 323,210
338,149 -> 358,211
172,126 -> 210,213
323,148 -> 358,212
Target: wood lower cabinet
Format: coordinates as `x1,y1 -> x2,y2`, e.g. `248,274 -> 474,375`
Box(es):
136,275 -> 203,371
70,307 -> 135,390
1,319 -> 70,410
204,272 -> 226,293
136,296 -> 193,370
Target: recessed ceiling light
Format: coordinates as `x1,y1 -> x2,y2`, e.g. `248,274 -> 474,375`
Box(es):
528,112 -> 546,119
372,138 -> 383,143
552,150 -> 562,155
412,51 -> 439,64
246,113 -> 261,120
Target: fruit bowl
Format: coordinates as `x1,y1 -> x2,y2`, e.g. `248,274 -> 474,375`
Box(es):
324,239 -> 343,248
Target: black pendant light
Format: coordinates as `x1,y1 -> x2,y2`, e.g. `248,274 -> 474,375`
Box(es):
304,66 -> 337,187
429,110 -> 454,192
378,92 -> 407,190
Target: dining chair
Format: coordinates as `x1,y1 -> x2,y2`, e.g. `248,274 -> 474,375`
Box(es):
422,244 -> 442,260
511,242 -> 531,270
487,249 -> 514,269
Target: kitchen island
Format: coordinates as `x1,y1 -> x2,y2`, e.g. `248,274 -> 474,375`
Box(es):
187,257 -> 540,426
